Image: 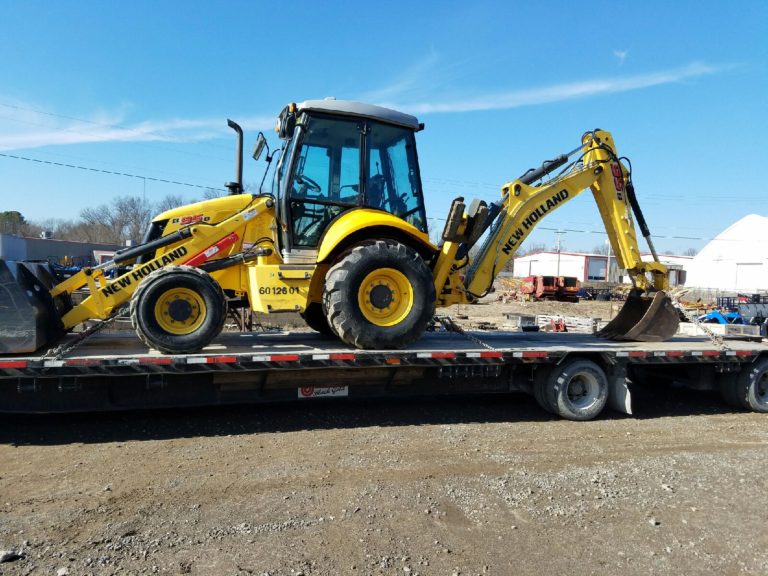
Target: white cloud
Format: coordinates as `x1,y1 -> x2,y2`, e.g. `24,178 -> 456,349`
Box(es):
376,61 -> 721,115
0,99 -> 275,151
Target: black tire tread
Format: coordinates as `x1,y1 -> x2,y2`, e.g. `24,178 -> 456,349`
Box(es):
323,240 -> 435,349
544,358 -> 608,421
735,358 -> 768,413
130,264 -> 227,354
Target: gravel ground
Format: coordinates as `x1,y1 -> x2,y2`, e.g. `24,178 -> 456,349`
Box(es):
1,301 -> 766,575
1,389 -> 766,576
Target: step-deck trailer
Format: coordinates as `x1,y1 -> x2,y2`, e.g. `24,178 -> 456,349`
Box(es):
1,330 -> 766,419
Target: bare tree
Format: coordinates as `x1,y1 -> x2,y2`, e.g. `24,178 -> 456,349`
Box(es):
155,194 -> 187,214
518,241 -> 548,256
683,247 -> 698,257
79,196 -> 152,245
201,188 -> 225,200
591,243 -> 610,255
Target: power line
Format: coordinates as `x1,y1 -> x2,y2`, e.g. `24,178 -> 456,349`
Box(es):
0,151 -> 224,191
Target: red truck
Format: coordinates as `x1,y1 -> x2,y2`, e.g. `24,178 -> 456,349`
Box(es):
521,275 -> 580,302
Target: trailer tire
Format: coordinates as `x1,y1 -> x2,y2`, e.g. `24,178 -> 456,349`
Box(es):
130,265 -> 227,354
717,372 -> 743,408
543,358 -> 608,421
323,240 -> 435,349
300,302 -> 335,336
735,358 -> 768,413
532,367 -> 555,414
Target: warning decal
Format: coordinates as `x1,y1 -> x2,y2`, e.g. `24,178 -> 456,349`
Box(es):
298,386 -> 349,398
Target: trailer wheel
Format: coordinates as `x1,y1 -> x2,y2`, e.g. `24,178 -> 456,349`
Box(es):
323,240 -> 435,349
717,372 -> 743,408
130,265 -> 227,354
300,302 -> 335,336
543,358 -> 608,421
532,367 -> 555,414
735,358 -> 768,413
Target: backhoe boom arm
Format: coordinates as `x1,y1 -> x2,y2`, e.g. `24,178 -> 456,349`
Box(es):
439,130 -> 670,301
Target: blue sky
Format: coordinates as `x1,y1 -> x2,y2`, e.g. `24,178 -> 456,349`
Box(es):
0,0 -> 766,254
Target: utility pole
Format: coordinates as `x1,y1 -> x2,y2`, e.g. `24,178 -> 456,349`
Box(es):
605,238 -> 612,282
555,231 -> 565,276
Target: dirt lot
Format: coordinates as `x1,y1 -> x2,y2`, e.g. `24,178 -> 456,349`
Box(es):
1,301 -> 767,576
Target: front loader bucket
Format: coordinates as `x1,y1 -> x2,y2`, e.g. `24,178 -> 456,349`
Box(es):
597,291 -> 679,342
0,260 -> 66,354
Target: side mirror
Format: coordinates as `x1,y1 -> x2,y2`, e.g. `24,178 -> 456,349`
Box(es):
252,132 -> 267,161
277,104 -> 297,139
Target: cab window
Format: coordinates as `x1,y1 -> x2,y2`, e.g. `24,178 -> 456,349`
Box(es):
289,116 -> 362,247
366,122 -> 427,232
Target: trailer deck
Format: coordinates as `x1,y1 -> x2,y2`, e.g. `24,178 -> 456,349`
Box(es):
1,331 -> 766,416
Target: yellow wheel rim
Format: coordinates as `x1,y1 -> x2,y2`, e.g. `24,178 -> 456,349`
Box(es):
357,268 -> 414,327
154,287 -> 207,335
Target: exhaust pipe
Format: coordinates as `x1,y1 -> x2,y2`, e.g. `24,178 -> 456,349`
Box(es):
225,119 -> 244,195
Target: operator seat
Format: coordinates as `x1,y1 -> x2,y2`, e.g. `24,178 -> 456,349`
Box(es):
366,175 -> 386,209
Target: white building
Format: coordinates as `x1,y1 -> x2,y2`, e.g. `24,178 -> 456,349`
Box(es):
685,214 -> 768,292
514,250 -> 690,285
513,251 -> 614,282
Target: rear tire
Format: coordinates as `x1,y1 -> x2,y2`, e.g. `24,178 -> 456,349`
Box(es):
532,367 -> 555,414
717,372 -> 743,408
300,302 -> 334,336
543,358 -> 608,421
323,240 -> 435,349
130,265 -> 226,354
735,358 -> 768,413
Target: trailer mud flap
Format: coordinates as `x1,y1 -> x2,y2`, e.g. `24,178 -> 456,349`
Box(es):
0,260 -> 66,354
598,292 -> 679,342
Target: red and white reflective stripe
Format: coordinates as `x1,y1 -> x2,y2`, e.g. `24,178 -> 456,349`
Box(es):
691,350 -> 720,357
139,357 -> 173,365
417,352 -> 456,359
187,355 -> 237,364
735,350 -> 754,356
617,351 -> 648,358
185,233 -> 239,267
665,351 -> 684,357
513,351 -> 548,359
311,353 -> 356,360
465,351 -> 503,359
330,353 -> 355,360
250,354 -> 300,363
65,358 -> 102,366
270,354 -> 299,362
0,360 -> 27,369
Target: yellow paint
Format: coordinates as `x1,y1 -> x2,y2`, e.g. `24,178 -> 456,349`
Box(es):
245,263 -> 312,313
316,208 -> 435,263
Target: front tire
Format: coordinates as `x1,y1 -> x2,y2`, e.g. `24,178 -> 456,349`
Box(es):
323,240 -> 435,349
130,265 -> 226,354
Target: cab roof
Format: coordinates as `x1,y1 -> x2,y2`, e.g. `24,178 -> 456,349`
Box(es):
297,99 -> 422,131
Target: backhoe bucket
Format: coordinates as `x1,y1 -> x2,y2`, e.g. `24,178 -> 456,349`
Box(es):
0,260 -> 66,354
597,292 -> 679,342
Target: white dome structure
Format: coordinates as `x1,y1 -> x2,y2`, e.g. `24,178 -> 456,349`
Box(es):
685,214 -> 768,292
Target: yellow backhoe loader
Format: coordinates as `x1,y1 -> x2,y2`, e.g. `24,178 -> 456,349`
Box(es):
0,99 -> 679,354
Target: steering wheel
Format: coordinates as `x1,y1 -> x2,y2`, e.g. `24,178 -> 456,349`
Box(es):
295,173 -> 322,194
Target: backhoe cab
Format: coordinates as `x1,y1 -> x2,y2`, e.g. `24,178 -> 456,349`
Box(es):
0,99 -> 679,355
